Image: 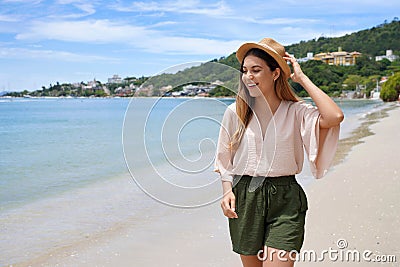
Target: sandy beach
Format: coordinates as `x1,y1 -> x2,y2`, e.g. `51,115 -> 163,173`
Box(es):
298,105 -> 400,266
9,103 -> 399,267
16,188 -> 241,267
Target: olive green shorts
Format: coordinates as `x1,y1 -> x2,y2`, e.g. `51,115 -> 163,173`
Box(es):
229,175 -> 308,255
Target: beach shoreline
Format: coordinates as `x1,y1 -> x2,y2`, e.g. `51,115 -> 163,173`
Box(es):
4,101 -> 400,267
332,104 -> 394,166
298,103 -> 400,266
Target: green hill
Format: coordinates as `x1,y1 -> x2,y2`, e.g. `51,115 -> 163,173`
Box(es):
209,19 -> 400,97
213,19 -> 399,68
285,19 -> 400,58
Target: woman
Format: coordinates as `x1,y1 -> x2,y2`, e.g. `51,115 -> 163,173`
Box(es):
214,38 -> 344,267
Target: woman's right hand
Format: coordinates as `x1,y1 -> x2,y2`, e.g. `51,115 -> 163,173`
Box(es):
220,191 -> 238,219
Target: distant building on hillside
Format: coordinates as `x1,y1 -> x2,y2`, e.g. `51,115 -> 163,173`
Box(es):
82,78 -> 99,90
313,47 -> 361,66
375,50 -> 399,62
108,74 -> 122,84
297,52 -> 314,63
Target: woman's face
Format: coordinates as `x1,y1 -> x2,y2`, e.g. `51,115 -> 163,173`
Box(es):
242,54 -> 280,98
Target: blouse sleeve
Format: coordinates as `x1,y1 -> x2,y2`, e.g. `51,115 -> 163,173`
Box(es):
214,104 -> 237,183
296,101 -> 340,179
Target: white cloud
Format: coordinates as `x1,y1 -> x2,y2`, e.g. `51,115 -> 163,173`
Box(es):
145,21 -> 177,28
53,0 -> 96,18
0,47 -> 118,62
57,0 -> 84,4
219,16 -> 320,26
110,0 -> 232,17
248,0 -> 399,14
137,36 -> 242,55
264,26 -> 326,46
75,3 -> 96,14
327,30 -> 354,38
15,19 -> 242,55
0,14 -> 20,22
16,20 -> 149,43
253,18 -> 320,25
2,0 -> 42,3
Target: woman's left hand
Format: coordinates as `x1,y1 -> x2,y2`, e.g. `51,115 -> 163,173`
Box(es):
283,52 -> 306,84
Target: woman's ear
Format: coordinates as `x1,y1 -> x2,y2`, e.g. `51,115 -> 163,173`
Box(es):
273,68 -> 281,81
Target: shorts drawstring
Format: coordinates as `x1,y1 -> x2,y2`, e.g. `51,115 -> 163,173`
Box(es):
233,175 -> 293,216
260,179 -> 277,216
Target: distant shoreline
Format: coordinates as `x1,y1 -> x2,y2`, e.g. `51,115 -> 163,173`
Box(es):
333,103 -> 397,166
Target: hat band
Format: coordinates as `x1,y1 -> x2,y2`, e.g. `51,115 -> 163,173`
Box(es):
258,43 -> 280,56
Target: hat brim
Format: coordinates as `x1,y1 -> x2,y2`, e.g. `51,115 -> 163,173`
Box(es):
236,42 -> 291,79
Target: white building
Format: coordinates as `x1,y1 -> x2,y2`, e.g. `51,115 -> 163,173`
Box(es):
297,52 -> 314,63
108,74 -> 122,84
375,50 -> 399,62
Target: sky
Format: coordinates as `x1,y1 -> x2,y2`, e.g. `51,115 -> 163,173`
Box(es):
0,0 -> 399,91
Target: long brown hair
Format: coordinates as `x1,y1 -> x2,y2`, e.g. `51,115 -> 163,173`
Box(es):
230,48 -> 299,150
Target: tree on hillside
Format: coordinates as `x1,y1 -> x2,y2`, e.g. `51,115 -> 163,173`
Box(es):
343,75 -> 363,90
286,19 -> 400,57
380,72 -> 400,101
209,85 -> 236,97
217,53 -> 240,70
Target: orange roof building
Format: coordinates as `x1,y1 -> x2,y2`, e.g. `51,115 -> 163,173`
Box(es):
313,47 -> 361,66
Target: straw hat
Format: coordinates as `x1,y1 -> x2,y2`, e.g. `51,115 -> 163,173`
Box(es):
236,38 -> 291,79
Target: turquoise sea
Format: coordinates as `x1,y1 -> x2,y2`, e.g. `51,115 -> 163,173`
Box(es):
0,97 -> 386,265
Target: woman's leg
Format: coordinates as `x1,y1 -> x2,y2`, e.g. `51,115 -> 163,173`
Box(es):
261,246 -> 295,267
240,254 -> 262,267
239,247 -> 295,267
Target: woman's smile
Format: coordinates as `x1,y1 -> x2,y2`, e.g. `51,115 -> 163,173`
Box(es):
246,82 -> 258,88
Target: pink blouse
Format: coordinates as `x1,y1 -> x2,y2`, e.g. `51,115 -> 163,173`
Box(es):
214,100 -> 340,183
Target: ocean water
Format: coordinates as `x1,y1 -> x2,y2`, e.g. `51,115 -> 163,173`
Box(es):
0,97 -> 386,265
0,98 -> 130,210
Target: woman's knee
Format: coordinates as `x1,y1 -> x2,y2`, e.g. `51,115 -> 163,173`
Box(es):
240,254 -> 263,267
260,246 -> 295,267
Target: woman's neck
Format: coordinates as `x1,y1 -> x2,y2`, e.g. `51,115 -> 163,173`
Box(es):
251,93 -> 281,140
253,93 -> 281,116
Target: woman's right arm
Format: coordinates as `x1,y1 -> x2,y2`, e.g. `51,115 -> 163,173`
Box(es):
221,181 -> 238,218
215,105 -> 238,219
